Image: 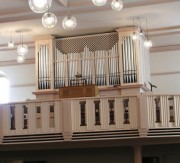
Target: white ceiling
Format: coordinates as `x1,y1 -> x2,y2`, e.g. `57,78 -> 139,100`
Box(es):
0,0 -> 180,63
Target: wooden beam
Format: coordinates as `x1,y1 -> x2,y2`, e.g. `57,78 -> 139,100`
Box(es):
58,0 -> 68,7
150,44 -> 180,53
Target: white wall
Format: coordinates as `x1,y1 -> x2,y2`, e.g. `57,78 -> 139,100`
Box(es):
0,64 -> 36,103
150,50 -> 180,93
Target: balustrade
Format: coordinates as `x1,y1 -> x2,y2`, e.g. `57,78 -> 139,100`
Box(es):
0,93 -> 180,143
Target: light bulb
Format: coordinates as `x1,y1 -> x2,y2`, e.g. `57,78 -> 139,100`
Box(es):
139,29 -> 144,36
42,12 -> 57,28
62,16 -> 77,30
92,0 -> 107,6
111,0 -> 123,11
8,41 -> 14,49
17,44 -> 28,55
17,55 -> 25,63
144,40 -> 152,48
132,32 -> 138,40
28,0 -> 52,13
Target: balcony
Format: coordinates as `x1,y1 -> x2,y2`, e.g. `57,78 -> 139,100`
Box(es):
0,93 -> 180,144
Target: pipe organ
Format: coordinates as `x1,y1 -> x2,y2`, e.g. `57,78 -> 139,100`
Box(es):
34,27 -> 151,98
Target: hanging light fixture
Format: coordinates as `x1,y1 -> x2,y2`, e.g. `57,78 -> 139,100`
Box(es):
144,17 -> 152,48
111,0 -> 123,11
17,32 -> 28,56
29,0 -> 52,13
42,4 -> 57,28
17,55 -> 25,63
92,0 -> 107,6
62,3 -> 77,30
132,18 -> 138,40
138,18 -> 144,36
8,32 -> 14,49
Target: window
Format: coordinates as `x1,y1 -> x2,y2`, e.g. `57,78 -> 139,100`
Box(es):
0,71 -> 9,104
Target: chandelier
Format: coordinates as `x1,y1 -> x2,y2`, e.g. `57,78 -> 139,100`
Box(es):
28,0 -> 124,30
92,0 -> 123,11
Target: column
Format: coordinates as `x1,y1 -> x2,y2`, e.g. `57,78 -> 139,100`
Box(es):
134,146 -> 142,163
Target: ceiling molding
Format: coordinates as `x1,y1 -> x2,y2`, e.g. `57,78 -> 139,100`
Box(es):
123,0 -> 180,8
150,44 -> 180,53
70,0 -> 180,7
150,31 -> 180,37
0,41 -> 34,51
10,83 -> 35,88
150,25 -> 180,32
151,71 -> 180,76
0,58 -> 35,67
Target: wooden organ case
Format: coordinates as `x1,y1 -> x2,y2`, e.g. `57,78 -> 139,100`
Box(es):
33,27 -> 151,100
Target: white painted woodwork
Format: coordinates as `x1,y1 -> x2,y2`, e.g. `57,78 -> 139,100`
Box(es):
41,102 -> 49,133
86,99 -> 95,131
71,100 -> 81,131
147,96 -> 156,128
28,102 -> 36,134
160,96 -> 169,127
54,101 -> 62,132
15,104 -> 23,134
100,98 -> 109,130
115,97 -> 124,129
129,97 -> 138,128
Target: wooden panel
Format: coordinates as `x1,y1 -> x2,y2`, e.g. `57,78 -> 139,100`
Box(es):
59,84 -> 98,98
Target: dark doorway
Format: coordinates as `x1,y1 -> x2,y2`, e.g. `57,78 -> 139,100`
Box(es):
142,157 -> 159,163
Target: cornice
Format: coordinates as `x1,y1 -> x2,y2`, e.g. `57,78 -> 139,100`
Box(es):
150,44 -> 180,53
151,71 -> 180,76
0,58 -> 35,67
0,41 -> 34,51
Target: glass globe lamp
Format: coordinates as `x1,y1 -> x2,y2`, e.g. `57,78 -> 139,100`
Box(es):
144,40 -> 153,48
92,0 -> 107,6
28,0 -> 52,13
8,41 -> 14,49
17,55 -> 25,63
62,16 -> 77,30
42,12 -> 57,28
17,44 -> 28,56
111,0 -> 123,11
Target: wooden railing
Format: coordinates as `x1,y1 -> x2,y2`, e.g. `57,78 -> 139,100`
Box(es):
1,93 -> 180,143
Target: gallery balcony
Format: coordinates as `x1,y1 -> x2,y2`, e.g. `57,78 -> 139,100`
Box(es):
0,93 -> 179,145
